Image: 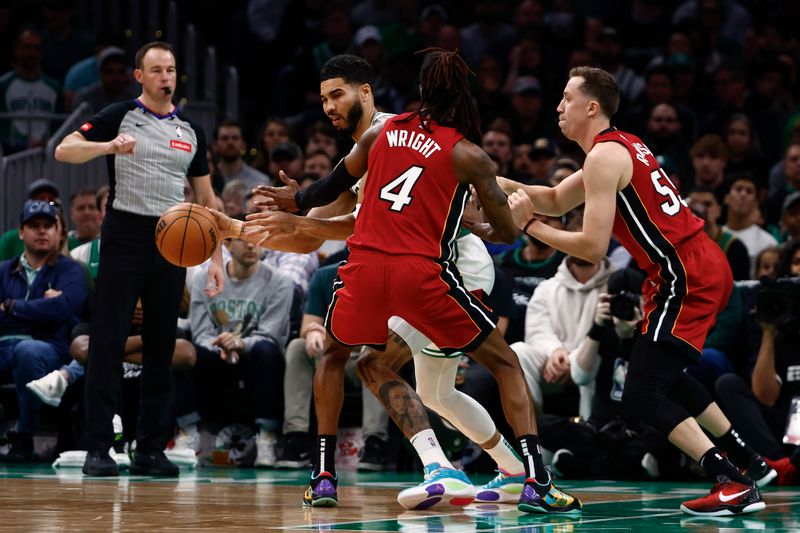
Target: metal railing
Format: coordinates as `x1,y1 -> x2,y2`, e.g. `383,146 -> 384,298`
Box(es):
0,104 -> 107,232
0,147 -> 45,232
0,111 -> 72,151
1,0 -> 242,232
43,103 -> 109,218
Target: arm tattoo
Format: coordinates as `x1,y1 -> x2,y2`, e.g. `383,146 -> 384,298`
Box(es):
378,380 -> 431,437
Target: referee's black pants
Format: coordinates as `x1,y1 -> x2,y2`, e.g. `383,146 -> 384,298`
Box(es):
84,207 -> 185,453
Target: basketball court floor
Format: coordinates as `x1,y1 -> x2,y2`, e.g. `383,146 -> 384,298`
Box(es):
1,465 -> 799,531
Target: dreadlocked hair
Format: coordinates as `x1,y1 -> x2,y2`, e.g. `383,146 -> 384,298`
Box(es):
399,48 -> 481,143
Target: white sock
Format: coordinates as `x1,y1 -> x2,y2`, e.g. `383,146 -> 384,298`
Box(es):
486,437 -> 525,475
410,429 -> 453,469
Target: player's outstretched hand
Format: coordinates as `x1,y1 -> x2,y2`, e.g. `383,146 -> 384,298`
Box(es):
107,133 -> 136,155
251,171 -> 301,213
203,206 -> 242,240
508,188 -> 536,230
243,211 -> 300,246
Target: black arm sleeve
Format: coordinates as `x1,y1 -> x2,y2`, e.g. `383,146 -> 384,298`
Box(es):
295,157 -> 359,211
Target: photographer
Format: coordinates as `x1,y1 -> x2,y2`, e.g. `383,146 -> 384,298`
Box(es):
544,269 -> 672,480
572,269 -> 644,427
715,240 -> 800,485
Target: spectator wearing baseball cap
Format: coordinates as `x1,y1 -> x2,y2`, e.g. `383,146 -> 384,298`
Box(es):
73,47 -> 138,112
529,137 -> 558,183
419,5 -> 448,48
548,157 -> 581,187
351,26 -> 404,114
0,179 -> 82,261
0,199 -> 87,462
269,141 -> 304,183
510,76 -> 554,143
768,191 -> 800,244
27,179 -> 60,201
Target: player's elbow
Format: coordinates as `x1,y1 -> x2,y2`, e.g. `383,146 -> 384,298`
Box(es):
54,143 -> 67,162
582,244 -> 606,265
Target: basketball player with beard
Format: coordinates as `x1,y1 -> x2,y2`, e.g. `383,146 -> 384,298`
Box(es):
214,54 -> 580,514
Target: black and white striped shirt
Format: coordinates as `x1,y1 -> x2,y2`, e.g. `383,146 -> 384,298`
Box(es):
78,99 -> 208,217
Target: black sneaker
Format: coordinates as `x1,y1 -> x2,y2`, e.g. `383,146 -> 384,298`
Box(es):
275,432 -> 311,469
130,450 -> 179,477
747,454 -> 777,488
82,449 -> 119,476
0,432 -> 33,463
358,436 -> 387,472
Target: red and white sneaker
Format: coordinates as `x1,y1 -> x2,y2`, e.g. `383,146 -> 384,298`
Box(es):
765,457 -> 798,486
680,479 -> 765,516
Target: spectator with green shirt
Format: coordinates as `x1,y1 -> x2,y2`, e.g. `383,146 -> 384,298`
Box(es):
0,28 -> 63,153
768,192 -> 800,245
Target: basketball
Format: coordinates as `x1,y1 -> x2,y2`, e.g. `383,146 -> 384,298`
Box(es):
155,203 -> 219,267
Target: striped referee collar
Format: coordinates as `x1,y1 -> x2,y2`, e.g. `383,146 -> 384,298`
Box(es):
134,98 -> 177,120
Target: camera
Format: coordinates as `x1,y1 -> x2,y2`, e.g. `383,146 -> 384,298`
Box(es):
755,277 -> 800,336
609,290 -> 639,321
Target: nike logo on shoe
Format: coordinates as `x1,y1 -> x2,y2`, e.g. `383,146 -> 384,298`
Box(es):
135,123 -> 149,127
718,489 -> 749,502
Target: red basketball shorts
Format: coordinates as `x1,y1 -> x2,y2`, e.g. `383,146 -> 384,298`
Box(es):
325,250 -> 496,354
639,232 -> 733,359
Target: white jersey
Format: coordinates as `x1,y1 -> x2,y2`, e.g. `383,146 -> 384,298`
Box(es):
350,111 -> 395,197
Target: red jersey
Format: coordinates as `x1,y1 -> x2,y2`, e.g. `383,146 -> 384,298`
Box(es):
594,128 -> 704,276
348,113 -> 467,261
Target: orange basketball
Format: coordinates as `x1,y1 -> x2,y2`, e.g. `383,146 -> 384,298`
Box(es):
155,203 -> 219,267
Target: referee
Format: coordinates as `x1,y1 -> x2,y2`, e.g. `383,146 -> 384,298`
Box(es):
55,42 -> 224,477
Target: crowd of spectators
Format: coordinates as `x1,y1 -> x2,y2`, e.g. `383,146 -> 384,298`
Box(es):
0,0 -> 799,484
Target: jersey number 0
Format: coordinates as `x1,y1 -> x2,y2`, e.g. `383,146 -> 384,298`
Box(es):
379,165 -> 424,212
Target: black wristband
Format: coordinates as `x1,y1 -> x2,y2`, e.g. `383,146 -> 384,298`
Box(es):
295,158 -> 359,211
588,322 -> 605,341
293,190 -> 305,213
522,217 -> 536,234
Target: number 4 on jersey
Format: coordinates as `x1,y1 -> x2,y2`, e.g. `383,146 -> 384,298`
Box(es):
379,166 -> 424,212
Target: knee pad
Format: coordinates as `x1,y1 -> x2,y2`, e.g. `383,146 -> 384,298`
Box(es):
668,372 -> 713,419
621,379 -> 665,422
622,379 -> 693,434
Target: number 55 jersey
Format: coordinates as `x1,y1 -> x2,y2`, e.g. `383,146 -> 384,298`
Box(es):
594,127 -> 733,358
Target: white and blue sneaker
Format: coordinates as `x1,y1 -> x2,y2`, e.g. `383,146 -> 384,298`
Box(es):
397,463 -> 476,510
475,470 -> 526,503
